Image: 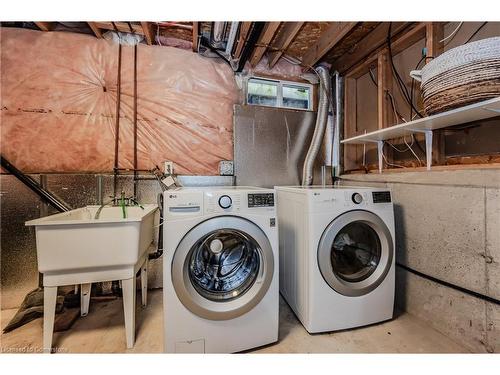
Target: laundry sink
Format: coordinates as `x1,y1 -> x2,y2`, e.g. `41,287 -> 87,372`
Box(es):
26,205 -> 158,274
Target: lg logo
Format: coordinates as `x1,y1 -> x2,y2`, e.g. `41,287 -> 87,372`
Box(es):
169,194 -> 177,198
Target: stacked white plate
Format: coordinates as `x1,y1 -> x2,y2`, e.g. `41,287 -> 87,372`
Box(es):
411,37 -> 500,115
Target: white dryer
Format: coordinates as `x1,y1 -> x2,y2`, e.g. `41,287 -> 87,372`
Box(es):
275,186 -> 395,333
163,187 -> 279,353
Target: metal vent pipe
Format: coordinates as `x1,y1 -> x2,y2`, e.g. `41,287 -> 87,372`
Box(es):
302,65 -> 331,186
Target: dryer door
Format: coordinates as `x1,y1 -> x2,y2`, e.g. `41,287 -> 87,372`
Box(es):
317,210 -> 393,297
171,216 -> 274,320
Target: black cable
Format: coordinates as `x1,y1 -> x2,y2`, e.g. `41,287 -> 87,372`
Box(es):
397,262 -> 500,306
387,23 -> 424,119
464,22 -> 487,44
368,68 -> 378,87
409,55 -> 426,120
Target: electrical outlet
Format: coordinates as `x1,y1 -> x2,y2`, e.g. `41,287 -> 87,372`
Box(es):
164,161 -> 174,175
219,160 -> 234,176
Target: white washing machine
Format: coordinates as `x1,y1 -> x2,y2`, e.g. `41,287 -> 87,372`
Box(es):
163,187 -> 279,353
275,186 -> 395,333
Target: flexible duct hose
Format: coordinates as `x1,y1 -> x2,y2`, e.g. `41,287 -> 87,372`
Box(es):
302,66 -> 331,186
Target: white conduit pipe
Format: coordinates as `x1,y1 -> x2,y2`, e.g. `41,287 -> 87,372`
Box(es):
302,65 -> 331,186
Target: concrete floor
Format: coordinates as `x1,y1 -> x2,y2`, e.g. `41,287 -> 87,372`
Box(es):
1,289 -> 468,354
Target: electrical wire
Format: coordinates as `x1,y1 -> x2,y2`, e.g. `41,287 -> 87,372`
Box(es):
464,22 -> 488,44
382,148 -> 405,168
439,22 -> 463,44
387,23 -> 424,119
157,23 -> 162,46
365,45 -> 422,166
368,68 -> 378,87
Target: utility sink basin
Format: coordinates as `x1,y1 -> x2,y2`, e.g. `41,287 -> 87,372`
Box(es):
26,205 -> 158,276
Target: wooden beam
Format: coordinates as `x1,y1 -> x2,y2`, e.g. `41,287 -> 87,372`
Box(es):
233,22 -> 252,59
141,22 -> 154,45
35,22 -> 55,32
301,22 -> 358,67
249,22 -> 281,67
87,22 -> 103,38
332,22 -> 412,74
346,22 -> 427,79
192,22 -> 199,52
267,22 -> 304,68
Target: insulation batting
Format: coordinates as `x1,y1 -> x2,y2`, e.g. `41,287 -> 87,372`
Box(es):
0,28 -> 237,175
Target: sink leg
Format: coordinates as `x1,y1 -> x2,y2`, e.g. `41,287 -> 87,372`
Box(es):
80,283 -> 91,317
141,259 -> 148,307
43,286 -> 58,353
122,277 -> 136,349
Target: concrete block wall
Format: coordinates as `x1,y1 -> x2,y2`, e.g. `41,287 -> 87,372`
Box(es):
340,168 -> 500,353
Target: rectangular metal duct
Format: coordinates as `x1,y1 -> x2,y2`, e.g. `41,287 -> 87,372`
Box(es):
233,105 -> 318,188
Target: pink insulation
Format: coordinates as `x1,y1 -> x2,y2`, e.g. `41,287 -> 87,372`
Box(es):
0,28 -> 238,175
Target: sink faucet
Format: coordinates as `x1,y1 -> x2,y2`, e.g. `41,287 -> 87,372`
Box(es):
94,191 -> 144,220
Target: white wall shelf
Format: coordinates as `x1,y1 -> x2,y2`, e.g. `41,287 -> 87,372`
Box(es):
341,97 -> 500,172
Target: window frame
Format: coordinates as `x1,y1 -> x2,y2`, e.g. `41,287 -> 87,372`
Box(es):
245,76 -> 314,111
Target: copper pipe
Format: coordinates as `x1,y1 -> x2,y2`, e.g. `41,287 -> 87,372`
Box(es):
133,44 -> 138,199
113,23 -> 122,197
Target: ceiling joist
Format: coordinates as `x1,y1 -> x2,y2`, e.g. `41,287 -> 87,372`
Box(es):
267,22 -> 304,68
95,22 -> 144,35
301,22 -> 358,66
87,22 -> 103,38
346,22 -> 427,78
249,22 -> 281,67
35,22 -> 55,32
332,22 -> 412,74
141,22 -> 154,45
233,22 -> 253,59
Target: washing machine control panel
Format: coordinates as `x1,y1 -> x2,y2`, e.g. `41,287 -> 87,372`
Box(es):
206,193 -> 241,213
351,192 -> 363,204
218,195 -> 232,209
248,193 -> 274,208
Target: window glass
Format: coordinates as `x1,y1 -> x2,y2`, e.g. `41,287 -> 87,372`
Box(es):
282,84 -> 310,109
247,79 -> 278,107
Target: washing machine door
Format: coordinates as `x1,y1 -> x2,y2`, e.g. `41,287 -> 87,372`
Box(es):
317,210 -> 393,297
171,216 -> 274,320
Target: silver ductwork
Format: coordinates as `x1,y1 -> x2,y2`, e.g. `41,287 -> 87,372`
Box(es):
332,71 -> 342,181
301,65 -> 331,186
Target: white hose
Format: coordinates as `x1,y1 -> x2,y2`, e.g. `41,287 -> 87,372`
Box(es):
302,66 -> 331,186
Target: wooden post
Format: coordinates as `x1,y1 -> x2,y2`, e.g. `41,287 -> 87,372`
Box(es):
377,52 -> 393,130
343,77 -> 359,171
192,22 -> 199,52
426,22 -> 445,165
377,52 -> 394,167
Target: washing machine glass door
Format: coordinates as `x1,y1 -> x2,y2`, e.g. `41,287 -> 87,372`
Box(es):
171,216 -> 274,320
318,210 -> 393,297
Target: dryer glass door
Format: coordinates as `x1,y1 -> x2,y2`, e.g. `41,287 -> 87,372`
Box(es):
171,216 -> 274,320
318,210 -> 393,297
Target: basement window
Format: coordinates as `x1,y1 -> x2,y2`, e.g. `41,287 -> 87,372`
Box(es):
246,77 -> 312,110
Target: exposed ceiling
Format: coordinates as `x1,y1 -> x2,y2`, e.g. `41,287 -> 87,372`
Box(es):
0,21 -> 415,73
